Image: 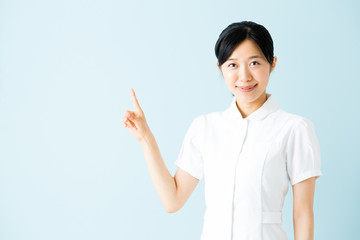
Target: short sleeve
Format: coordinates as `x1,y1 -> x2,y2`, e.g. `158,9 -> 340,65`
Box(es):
174,116 -> 204,180
286,117 -> 323,186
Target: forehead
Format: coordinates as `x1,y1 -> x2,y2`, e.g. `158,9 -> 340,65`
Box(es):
227,39 -> 264,60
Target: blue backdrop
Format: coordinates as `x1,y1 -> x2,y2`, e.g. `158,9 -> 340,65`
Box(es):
0,0 -> 359,239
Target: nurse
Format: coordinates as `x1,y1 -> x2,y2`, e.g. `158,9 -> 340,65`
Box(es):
122,21 -> 322,240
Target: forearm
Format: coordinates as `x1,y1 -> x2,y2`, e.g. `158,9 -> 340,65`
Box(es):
293,211 -> 314,240
140,132 -> 177,212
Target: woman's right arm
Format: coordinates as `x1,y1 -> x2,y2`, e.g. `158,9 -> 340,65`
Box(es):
140,132 -> 200,213
123,88 -> 199,213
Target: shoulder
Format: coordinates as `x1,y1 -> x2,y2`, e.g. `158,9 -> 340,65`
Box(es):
192,110 -> 226,126
272,108 -> 315,130
187,111 -> 227,140
273,109 -> 319,150
186,114 -> 207,134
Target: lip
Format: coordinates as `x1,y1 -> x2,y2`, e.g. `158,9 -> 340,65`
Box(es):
236,84 -> 257,92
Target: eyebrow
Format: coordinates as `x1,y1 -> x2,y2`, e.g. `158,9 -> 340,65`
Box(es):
227,55 -> 263,61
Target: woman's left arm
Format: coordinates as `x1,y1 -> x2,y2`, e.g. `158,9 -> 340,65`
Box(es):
292,176 -> 316,240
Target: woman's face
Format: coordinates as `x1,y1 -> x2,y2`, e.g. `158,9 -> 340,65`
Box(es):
217,39 -> 277,105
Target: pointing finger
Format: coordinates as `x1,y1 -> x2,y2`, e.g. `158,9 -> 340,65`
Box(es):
130,88 -> 142,113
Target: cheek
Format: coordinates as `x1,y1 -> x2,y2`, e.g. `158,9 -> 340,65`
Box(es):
253,69 -> 270,82
223,71 -> 237,80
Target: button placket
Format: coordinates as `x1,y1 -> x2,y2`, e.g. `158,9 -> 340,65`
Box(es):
230,119 -> 248,240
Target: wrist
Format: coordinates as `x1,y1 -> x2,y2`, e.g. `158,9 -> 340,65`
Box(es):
140,131 -> 154,146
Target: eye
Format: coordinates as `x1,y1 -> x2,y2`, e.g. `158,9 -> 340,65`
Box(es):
250,61 -> 259,66
228,63 -> 236,68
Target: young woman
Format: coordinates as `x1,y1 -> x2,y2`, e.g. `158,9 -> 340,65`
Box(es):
122,21 -> 322,240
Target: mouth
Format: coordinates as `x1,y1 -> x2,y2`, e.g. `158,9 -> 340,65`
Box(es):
236,83 -> 258,92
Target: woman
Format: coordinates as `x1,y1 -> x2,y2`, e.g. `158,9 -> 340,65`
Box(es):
122,21 -> 322,240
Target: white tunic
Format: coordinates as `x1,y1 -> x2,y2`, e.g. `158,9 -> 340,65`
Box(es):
174,93 -> 323,240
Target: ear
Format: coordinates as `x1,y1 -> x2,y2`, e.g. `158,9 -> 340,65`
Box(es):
270,56 -> 277,73
216,61 -> 222,73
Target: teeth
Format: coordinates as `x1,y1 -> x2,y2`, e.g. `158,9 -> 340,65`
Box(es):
243,85 -> 254,89
237,84 -> 256,90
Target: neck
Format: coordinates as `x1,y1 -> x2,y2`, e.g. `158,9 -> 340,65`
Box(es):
236,92 -> 268,119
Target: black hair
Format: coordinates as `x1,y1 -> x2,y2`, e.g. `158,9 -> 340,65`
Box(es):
215,21 -> 274,68
215,21 -> 274,97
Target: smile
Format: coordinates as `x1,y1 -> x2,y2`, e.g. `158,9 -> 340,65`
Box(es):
236,84 -> 258,92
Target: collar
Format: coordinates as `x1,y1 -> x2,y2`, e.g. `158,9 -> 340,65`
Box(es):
226,93 -> 279,121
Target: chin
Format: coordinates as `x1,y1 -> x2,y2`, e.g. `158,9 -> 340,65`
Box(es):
234,92 -> 263,103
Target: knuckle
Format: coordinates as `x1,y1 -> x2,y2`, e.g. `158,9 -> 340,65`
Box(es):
124,110 -> 132,118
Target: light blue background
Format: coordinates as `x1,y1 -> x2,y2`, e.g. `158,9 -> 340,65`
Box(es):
0,0 -> 359,239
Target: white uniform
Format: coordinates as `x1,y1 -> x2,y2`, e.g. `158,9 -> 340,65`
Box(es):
175,93 -> 322,240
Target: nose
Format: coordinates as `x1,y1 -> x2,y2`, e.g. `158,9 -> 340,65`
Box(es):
238,65 -> 252,82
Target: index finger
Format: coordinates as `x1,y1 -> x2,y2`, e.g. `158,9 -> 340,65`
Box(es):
130,88 -> 142,112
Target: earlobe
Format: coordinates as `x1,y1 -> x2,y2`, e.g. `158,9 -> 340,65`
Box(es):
273,56 -> 277,67
270,56 -> 277,73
